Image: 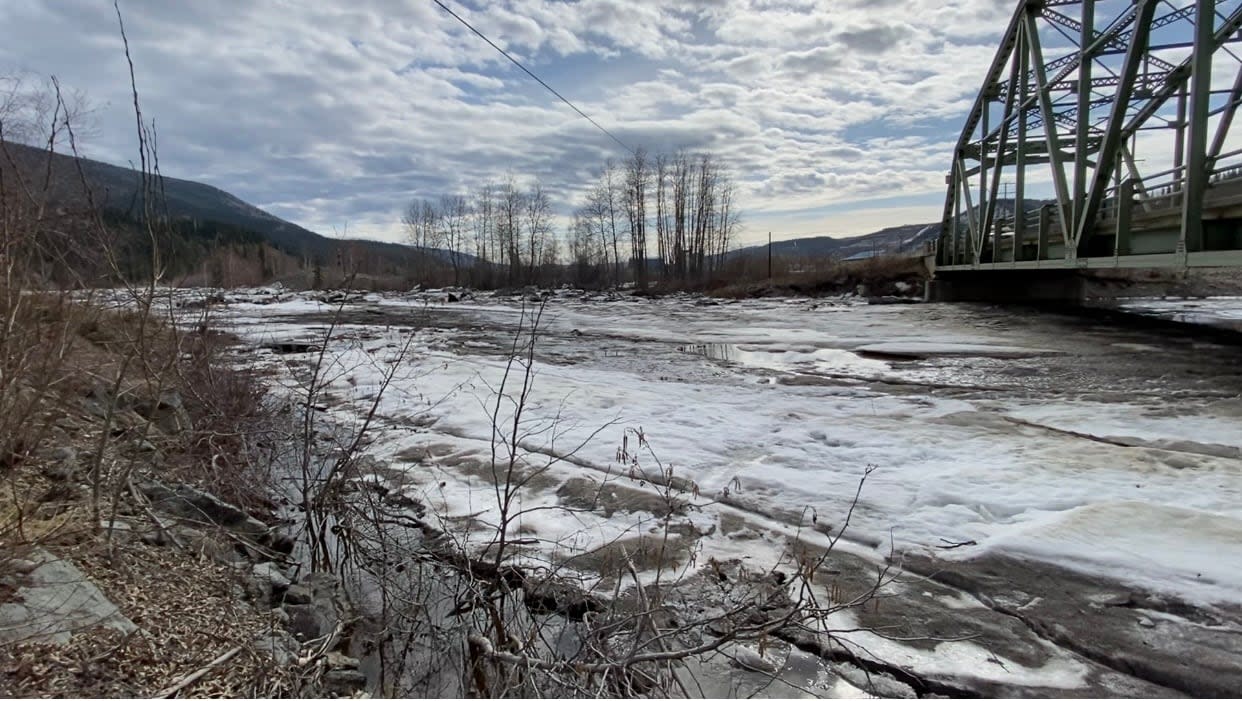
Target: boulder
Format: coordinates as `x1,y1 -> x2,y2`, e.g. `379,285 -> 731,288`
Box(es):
270,607 -> 291,627
138,479 -> 271,544
106,517 -> 141,536
179,527 -> 247,565
81,386 -> 113,419
265,530 -> 296,556
283,572 -> 343,641
322,668 -> 367,693
253,630 -> 299,666
326,651 -> 360,669
282,583 -> 314,605
132,391 -> 192,435
731,644 -> 780,674
42,447 -> 80,481
247,562 -> 292,605
9,557 -> 39,575
285,603 -> 335,642
0,548 -> 137,645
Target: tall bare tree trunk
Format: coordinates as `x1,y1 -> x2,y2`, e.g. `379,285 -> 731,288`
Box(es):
625,148 -> 649,290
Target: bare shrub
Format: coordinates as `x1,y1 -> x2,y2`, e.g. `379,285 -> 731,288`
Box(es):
173,317 -> 279,512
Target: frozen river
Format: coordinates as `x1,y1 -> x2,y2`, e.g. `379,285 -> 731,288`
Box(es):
206,289 -> 1242,613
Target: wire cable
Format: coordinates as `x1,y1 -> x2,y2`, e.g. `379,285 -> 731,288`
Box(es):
431,0 -> 634,154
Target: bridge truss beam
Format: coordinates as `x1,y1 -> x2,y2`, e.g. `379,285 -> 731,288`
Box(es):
937,0 -> 1242,271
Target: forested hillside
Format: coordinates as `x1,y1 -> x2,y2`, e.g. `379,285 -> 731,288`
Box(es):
1,141 -> 452,289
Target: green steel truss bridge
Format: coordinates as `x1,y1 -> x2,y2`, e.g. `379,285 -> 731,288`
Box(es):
934,0 -> 1242,277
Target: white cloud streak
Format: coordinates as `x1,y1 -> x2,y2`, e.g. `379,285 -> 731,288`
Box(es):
0,0 -> 1021,244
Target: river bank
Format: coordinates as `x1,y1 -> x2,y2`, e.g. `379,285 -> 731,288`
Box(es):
0,298 -> 362,697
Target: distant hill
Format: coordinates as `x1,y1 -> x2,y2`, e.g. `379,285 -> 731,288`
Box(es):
0,142 -> 467,285
733,197 -> 1053,263
730,222 -> 938,262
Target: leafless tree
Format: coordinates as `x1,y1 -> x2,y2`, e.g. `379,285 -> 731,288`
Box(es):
655,153 -> 670,279
567,210 -> 604,286
672,151 -> 690,279
524,180 -> 553,285
0,71 -> 94,149
624,148 -> 650,289
401,149 -> 739,290
402,198 -> 444,284
498,176 -> 524,286
601,159 -> 624,286
469,183 -> 494,287
439,194 -> 469,286
648,151 -> 740,284
573,172 -> 619,287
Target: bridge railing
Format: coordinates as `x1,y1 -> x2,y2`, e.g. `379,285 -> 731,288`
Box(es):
1209,147 -> 1242,184
1136,164 -> 1187,209
1105,147 -> 1242,216
1087,153 -> 1242,226
934,146 -> 1242,266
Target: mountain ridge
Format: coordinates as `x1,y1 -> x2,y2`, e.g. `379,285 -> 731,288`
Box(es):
6,141 -> 953,280
1,141 -> 444,269
730,222 -> 938,261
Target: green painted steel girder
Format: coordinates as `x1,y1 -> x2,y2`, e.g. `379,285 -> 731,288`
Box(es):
938,0 -> 1242,271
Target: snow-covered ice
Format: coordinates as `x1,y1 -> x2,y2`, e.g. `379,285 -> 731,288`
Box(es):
199,289 -> 1242,609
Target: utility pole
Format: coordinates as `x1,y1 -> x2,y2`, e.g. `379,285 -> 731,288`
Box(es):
767,232 -> 773,279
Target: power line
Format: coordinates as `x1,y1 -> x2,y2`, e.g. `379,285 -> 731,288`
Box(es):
431,0 -> 634,154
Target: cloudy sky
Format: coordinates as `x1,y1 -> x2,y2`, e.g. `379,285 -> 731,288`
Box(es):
0,0 -> 1018,245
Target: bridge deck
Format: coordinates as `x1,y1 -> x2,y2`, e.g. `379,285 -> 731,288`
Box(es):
933,249 -> 1242,273
936,175 -> 1242,273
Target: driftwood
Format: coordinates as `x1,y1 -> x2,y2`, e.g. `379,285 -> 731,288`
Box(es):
388,511 -> 607,620
154,644 -> 244,698
127,476 -> 184,549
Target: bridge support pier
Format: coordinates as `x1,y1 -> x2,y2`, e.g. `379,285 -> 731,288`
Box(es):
925,270 -> 1087,304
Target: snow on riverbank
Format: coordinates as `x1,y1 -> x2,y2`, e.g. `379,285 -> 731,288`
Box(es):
203,289 -> 1242,607
1119,295 -> 1242,331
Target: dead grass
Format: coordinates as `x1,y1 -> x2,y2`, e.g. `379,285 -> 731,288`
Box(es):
0,536 -> 294,698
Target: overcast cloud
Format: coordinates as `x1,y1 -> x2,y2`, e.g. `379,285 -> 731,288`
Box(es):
0,0 -> 1017,244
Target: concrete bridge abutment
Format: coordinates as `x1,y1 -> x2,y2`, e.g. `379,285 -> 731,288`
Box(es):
924,270 -> 1087,304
